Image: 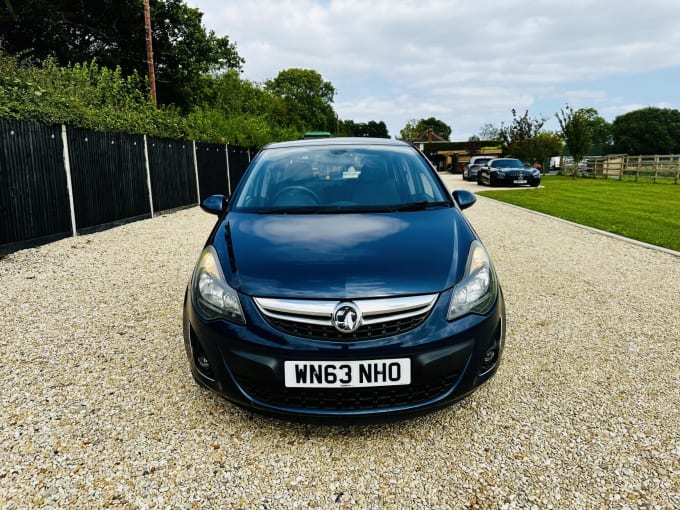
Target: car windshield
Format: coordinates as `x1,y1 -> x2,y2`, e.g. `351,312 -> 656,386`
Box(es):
232,144 -> 450,213
491,159 -> 524,168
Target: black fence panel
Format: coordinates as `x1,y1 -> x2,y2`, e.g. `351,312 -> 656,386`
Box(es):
227,146 -> 251,194
147,137 -> 197,213
67,128 -> 149,230
1,119 -> 262,253
196,142 -> 228,201
0,119 -> 71,246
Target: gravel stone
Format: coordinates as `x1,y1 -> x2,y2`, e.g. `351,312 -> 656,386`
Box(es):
1,178 -> 678,509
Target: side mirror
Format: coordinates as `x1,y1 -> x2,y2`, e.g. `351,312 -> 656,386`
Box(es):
200,194 -> 228,215
452,190 -> 476,210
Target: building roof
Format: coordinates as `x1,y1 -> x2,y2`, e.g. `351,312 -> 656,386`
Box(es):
407,128 -> 446,143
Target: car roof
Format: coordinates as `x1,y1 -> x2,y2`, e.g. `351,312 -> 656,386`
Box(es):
262,137 -> 408,150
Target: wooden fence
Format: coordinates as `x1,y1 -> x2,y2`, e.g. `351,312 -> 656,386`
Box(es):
0,118 -> 254,253
582,154 -> 680,183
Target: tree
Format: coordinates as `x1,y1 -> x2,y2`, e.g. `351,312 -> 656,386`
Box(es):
399,118 -> 420,140
196,70 -> 271,117
265,68 -> 336,133
0,0 -> 244,109
146,0 -> 244,108
466,135 -> 482,156
415,117 -> 451,141
556,104 -> 593,177
531,132 -> 564,169
578,108 -> 613,154
478,123 -> 501,140
339,119 -> 389,138
399,117 -> 451,141
612,107 -> 680,155
499,109 -> 548,162
365,120 -> 389,138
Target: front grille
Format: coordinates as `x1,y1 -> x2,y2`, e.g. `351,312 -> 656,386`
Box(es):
238,374 -> 458,411
266,312 -> 429,340
253,294 -> 438,341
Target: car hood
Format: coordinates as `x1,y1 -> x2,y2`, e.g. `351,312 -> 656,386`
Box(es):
212,209 -> 474,299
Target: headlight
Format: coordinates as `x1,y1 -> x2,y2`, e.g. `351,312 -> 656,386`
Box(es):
495,171 -> 505,178
447,240 -> 498,320
191,246 -> 245,324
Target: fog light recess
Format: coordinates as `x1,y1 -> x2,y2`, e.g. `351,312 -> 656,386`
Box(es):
482,348 -> 498,368
197,354 -> 211,371
478,318 -> 503,375
190,328 -> 215,380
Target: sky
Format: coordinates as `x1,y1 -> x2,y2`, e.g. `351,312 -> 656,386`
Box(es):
188,0 -> 680,140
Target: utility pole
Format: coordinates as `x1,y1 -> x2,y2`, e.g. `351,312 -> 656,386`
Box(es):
143,0 -> 157,104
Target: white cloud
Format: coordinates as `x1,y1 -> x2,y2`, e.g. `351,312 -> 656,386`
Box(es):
190,0 -> 680,138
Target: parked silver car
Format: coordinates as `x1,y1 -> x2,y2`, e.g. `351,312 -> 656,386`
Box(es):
463,156 -> 494,181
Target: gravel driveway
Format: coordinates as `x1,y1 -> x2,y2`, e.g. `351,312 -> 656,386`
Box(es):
1,180 -> 679,509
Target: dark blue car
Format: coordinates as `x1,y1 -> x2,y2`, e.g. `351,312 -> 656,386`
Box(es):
183,137 -> 505,420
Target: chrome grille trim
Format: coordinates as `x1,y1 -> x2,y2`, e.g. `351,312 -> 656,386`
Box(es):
362,309 -> 431,325
254,294 -> 438,329
257,310 -> 329,326
255,298 -> 332,317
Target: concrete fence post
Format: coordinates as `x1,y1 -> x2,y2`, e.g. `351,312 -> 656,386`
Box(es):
143,134 -> 154,218
193,140 -> 200,204
225,144 -> 232,195
60,124 -> 77,237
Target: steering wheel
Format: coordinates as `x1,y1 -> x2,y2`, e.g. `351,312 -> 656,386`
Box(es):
272,186 -> 320,206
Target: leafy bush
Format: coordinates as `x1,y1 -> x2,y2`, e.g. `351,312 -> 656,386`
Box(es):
0,51 -> 379,147
0,52 -> 187,137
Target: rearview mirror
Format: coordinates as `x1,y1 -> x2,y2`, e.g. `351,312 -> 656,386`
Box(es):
452,190 -> 476,210
200,194 -> 228,215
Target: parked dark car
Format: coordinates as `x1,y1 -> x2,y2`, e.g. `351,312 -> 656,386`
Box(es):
478,158 -> 541,187
183,137 -> 505,421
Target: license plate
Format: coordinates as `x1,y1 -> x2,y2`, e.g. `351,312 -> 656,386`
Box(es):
284,359 -> 411,388
514,179 -> 527,184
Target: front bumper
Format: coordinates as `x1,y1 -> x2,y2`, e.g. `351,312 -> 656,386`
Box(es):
495,173 -> 540,186
182,288 -> 505,421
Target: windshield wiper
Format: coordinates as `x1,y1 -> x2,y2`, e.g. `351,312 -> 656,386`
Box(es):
389,201 -> 450,212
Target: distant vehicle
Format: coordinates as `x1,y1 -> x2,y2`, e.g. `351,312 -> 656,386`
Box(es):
551,156 -> 588,173
477,158 -> 541,187
463,156 -> 494,181
549,156 -> 562,171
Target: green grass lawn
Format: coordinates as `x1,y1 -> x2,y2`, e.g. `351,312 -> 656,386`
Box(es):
477,176 -> 680,252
